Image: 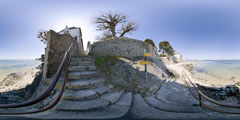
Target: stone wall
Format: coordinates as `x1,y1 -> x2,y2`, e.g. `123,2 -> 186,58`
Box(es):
42,30 -> 78,83
89,38 -> 170,78
89,38 -> 159,58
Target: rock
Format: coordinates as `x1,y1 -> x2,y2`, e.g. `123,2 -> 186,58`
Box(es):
7,73 -> 22,80
225,85 -> 239,96
148,81 -> 163,95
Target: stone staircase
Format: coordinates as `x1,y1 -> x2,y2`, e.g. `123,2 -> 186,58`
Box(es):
31,56 -> 132,119
6,56 -> 240,119
143,80 -> 203,113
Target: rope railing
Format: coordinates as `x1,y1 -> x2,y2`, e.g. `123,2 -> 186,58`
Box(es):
0,43 -> 74,114
183,71 -> 240,114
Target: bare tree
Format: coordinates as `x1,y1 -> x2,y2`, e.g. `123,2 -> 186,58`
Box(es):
37,30 -> 48,44
119,22 -> 138,37
95,11 -> 138,40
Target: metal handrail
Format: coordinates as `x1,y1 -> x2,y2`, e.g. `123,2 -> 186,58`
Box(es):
183,71 -> 240,114
0,43 -> 73,109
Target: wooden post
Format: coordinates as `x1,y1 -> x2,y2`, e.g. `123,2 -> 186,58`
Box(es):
199,93 -> 202,107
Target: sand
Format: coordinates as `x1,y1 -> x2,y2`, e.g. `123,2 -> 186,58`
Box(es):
0,65 -> 40,92
166,61 -> 239,87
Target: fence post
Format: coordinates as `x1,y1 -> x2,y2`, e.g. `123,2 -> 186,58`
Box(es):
199,93 -> 202,107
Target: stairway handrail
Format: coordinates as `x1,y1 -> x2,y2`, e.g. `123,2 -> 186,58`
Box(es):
0,43 -> 73,108
183,71 -> 240,114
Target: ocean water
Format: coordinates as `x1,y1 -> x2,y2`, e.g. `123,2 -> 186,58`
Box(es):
0,60 -> 41,81
194,60 -> 240,81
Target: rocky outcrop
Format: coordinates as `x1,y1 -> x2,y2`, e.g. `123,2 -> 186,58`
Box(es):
199,84 -> 240,100
89,38 -> 159,58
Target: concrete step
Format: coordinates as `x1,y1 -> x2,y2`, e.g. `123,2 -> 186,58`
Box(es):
63,89 -> 98,101
101,90 -> 124,104
56,98 -> 110,111
144,96 -> 202,113
66,78 -> 105,90
68,65 -> 96,72
68,71 -> 99,79
70,60 -> 95,66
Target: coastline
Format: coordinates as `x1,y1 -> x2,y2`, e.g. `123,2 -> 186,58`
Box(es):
0,64 -> 40,92
166,61 -> 239,87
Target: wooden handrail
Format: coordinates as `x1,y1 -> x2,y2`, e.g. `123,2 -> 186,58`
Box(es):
0,43 -> 73,108
183,71 -> 240,114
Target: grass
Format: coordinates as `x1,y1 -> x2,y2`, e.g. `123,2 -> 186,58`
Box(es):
95,56 -> 119,84
95,56 -> 118,67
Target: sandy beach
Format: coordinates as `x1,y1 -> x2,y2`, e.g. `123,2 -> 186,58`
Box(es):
166,61 -> 240,87
0,65 -> 40,92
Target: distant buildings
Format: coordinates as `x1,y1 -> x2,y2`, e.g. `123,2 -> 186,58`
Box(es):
173,51 -> 182,59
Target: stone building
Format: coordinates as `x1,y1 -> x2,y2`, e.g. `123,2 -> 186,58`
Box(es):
42,26 -> 84,84
59,26 -> 84,55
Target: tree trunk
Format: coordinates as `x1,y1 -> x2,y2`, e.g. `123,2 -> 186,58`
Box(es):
111,27 -> 116,37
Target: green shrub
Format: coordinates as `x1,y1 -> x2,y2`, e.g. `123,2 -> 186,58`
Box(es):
159,41 -> 174,54
95,56 -> 118,67
144,39 -> 156,47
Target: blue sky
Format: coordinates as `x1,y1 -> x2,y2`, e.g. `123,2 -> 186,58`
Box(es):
0,0 -> 239,60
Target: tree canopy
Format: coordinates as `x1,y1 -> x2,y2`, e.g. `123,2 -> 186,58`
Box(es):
144,39 -> 155,47
159,41 -> 174,55
94,11 -> 138,40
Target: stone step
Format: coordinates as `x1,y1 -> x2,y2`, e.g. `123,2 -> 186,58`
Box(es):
93,85 -> 110,95
155,80 -> 199,106
33,104 -> 131,119
71,57 -> 95,61
130,94 -> 215,119
68,65 -> 96,72
101,90 -> 124,104
115,92 -> 132,106
66,78 -> 105,90
70,60 -> 95,66
144,96 -> 202,113
68,71 -> 99,79
63,89 -> 98,101
56,98 -> 110,111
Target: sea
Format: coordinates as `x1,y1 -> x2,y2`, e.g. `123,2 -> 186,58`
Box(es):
193,60 -> 240,81
0,60 -> 41,81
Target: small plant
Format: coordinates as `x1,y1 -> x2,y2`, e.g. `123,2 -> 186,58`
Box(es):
95,56 -> 119,82
95,56 -> 118,67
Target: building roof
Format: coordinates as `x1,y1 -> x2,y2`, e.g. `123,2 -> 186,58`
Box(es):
58,26 -> 81,33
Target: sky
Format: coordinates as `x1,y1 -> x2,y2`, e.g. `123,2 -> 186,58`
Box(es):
0,0 -> 240,60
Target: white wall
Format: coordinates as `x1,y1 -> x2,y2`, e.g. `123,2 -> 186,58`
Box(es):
59,28 -> 84,55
